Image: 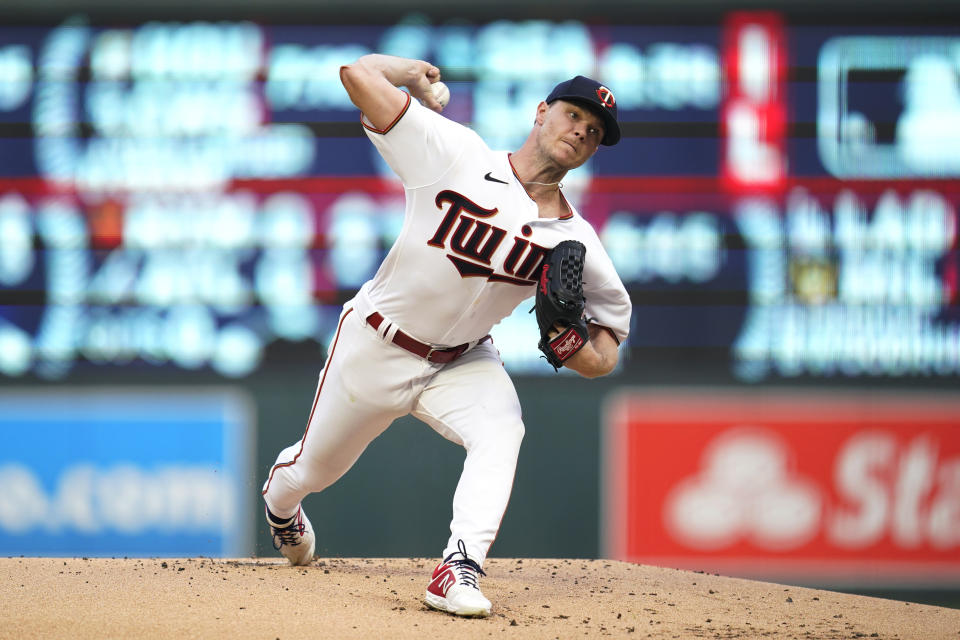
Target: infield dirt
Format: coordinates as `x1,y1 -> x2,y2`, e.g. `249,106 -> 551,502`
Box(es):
1,557 -> 958,639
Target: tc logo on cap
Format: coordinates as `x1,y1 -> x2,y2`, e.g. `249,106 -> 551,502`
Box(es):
596,86 -> 616,108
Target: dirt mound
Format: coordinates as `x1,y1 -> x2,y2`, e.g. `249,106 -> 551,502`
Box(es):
1,557 -> 957,639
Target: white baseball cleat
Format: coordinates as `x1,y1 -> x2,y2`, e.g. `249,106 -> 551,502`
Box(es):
424,540 -> 491,617
266,505 -> 315,566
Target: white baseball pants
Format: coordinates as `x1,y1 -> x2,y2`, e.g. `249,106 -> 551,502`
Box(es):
261,306 -> 525,566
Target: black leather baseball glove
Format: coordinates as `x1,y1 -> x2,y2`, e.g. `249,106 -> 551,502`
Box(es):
534,240 -> 589,371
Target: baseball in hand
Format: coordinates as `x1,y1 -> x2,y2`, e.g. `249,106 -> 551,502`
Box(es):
430,81 -> 450,108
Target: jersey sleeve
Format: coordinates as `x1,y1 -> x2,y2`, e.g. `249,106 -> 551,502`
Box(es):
581,230 -> 632,345
362,95 -> 475,188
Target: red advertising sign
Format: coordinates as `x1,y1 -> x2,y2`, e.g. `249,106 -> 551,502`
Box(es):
602,390 -> 960,585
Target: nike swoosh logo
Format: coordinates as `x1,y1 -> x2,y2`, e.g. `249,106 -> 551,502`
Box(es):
484,172 -> 508,184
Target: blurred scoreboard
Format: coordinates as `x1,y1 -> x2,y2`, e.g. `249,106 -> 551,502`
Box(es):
0,13 -> 958,381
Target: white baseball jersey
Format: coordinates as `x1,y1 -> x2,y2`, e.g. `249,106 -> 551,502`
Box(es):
353,94 -> 632,348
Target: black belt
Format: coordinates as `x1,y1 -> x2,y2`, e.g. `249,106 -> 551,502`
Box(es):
366,312 -> 487,364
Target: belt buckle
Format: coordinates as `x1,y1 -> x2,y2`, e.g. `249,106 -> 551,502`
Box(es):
425,346 -> 438,362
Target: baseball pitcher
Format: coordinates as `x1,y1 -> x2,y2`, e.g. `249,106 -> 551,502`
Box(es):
261,54 -> 632,617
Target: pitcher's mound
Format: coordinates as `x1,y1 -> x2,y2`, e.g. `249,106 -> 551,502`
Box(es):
1,557 -> 957,639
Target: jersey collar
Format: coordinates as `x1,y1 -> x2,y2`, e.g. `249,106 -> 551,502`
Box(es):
506,153 -> 574,220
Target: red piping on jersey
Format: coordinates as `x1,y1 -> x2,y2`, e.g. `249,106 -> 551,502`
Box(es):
261,307 -> 354,496
592,323 -> 621,346
557,191 -> 574,220
361,92 -> 412,135
507,154 -> 523,184
507,154 -> 574,220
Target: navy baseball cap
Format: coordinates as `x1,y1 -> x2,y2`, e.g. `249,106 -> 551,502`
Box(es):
545,75 -> 621,146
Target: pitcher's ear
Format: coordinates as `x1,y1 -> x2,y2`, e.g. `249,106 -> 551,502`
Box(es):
535,101 -> 549,125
